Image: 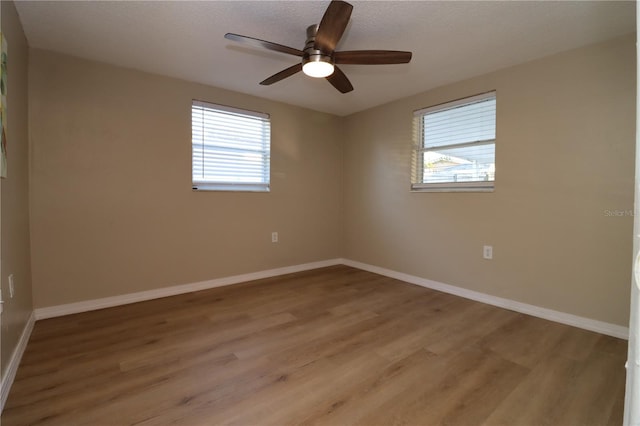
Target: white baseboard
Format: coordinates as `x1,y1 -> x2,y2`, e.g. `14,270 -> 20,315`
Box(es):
34,259 -> 343,320
341,259 -> 629,340
1,311 -> 35,412
33,256 -> 629,340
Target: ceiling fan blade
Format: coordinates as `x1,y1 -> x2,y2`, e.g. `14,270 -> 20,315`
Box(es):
334,50 -> 413,65
326,66 -> 353,93
315,0 -> 353,53
225,33 -> 303,57
260,63 -> 303,85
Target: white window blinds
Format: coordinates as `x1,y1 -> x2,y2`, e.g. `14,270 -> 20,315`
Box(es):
412,92 -> 496,191
192,100 -> 271,192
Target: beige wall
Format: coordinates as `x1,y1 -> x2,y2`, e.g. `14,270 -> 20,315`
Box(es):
28,49 -> 343,308
343,35 -> 636,327
1,1 -> 34,376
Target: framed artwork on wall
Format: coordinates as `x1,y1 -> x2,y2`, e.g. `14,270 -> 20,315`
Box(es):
0,31 -> 7,179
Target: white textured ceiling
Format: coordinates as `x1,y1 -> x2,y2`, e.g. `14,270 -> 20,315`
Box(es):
15,0 -> 636,116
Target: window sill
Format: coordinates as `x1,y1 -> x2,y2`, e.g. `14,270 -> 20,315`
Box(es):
193,183 -> 270,192
411,182 -> 494,193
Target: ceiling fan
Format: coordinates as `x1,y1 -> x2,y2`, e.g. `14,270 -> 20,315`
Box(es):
224,0 -> 412,94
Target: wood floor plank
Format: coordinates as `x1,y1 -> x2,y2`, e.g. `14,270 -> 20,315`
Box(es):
551,347 -> 627,426
481,336 -> 627,426
2,265 -> 628,426
355,346 -> 529,426
300,348 -> 445,426
477,313 -> 570,369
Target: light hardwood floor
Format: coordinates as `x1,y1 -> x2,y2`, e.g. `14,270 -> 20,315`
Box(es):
3,265 -> 627,425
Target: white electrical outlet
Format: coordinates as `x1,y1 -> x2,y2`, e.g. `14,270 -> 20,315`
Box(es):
483,245 -> 493,260
272,232 -> 278,243
8,274 -> 14,298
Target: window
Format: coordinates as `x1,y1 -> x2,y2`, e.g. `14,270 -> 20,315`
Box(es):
192,100 -> 271,192
412,91 -> 496,192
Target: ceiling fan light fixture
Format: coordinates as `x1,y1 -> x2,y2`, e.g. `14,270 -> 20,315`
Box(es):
225,1 -> 411,93
303,61 -> 334,78
302,55 -> 334,78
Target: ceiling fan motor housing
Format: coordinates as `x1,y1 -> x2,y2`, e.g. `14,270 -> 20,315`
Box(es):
302,24 -> 334,75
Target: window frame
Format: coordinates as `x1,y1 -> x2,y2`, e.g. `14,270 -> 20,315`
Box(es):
191,100 -> 271,192
411,91 -> 496,193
